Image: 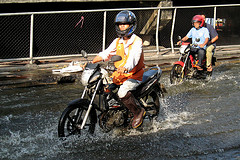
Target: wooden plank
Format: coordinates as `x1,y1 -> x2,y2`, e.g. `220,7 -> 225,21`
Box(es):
140,1 -> 173,35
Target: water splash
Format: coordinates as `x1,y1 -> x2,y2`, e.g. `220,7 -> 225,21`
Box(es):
0,63 -> 239,159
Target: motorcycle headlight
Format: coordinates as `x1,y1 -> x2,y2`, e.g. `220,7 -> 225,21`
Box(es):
179,45 -> 188,54
81,67 -> 108,86
100,68 -> 108,78
81,69 -> 94,86
89,72 -> 100,84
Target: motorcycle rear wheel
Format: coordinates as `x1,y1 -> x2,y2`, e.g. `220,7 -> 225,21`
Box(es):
170,64 -> 184,84
143,89 -> 161,121
58,104 -> 96,138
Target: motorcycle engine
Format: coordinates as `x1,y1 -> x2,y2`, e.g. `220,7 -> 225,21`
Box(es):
99,110 -> 126,132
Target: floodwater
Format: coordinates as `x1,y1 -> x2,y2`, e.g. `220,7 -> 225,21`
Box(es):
0,63 -> 239,160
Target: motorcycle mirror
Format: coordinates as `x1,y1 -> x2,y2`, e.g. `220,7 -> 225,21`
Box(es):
81,50 -> 88,58
111,55 -> 122,62
178,36 -> 182,40
195,38 -> 200,42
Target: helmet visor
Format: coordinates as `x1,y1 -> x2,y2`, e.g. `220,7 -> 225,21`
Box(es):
192,20 -> 201,23
117,23 -> 130,31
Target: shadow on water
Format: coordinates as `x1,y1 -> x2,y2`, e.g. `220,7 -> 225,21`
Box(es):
0,63 -> 240,159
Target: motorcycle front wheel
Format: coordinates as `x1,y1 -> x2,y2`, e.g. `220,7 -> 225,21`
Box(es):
170,64 -> 184,84
58,103 -> 97,138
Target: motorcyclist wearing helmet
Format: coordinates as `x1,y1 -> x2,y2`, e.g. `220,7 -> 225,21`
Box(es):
177,15 -> 210,70
92,10 -> 145,129
200,13 -> 218,72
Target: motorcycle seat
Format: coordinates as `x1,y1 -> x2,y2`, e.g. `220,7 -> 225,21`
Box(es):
131,67 -> 162,98
142,67 -> 160,82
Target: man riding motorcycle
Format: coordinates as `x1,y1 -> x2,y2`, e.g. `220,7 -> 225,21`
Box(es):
177,15 -> 210,71
92,10 -> 145,129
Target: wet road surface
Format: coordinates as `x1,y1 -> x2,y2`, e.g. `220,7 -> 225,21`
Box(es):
0,62 -> 239,159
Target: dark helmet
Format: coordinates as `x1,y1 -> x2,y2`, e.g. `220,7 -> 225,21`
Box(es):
192,15 -> 205,27
114,10 -> 137,37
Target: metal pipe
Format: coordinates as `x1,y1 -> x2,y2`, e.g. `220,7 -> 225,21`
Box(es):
1,4 -> 240,63
102,11 -> 107,51
0,54 -> 97,62
1,4 -> 240,16
29,14 -> 34,64
171,8 -> 177,54
213,7 -> 217,29
156,9 -> 160,55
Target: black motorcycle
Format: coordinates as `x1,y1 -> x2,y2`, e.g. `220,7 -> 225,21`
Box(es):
58,51 -> 166,137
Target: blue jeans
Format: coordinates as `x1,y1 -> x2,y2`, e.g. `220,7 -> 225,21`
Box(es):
191,48 -> 206,67
197,48 -> 206,67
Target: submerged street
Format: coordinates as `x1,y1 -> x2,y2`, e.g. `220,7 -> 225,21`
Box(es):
0,62 -> 239,159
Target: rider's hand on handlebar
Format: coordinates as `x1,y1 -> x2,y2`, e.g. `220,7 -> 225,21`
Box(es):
92,55 -> 103,64
80,62 -> 87,69
117,66 -> 127,74
198,44 -> 205,48
177,40 -> 182,46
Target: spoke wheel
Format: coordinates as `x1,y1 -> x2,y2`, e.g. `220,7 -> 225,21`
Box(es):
170,64 -> 184,84
58,104 -> 96,138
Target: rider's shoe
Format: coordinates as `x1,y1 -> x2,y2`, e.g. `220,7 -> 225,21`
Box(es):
120,92 -> 146,129
132,108 -> 146,128
207,65 -> 212,72
196,65 -> 203,71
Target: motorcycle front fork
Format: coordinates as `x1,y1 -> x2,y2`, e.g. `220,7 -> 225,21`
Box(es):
80,79 -> 102,129
180,52 -> 190,78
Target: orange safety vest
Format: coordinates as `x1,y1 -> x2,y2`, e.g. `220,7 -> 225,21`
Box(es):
111,35 -> 145,85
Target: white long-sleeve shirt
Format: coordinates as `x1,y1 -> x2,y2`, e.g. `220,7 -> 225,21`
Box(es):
98,34 -> 142,72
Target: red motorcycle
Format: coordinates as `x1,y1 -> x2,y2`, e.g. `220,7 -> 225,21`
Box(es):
170,38 -> 216,84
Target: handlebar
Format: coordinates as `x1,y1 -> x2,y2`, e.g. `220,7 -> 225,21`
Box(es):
106,65 -> 117,72
176,42 -> 198,47
191,43 -> 198,47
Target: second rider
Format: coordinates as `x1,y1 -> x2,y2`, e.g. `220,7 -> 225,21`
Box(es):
177,15 -> 210,71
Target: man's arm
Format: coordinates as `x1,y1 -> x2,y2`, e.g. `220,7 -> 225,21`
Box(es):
124,39 -> 142,72
92,55 -> 103,64
92,38 -> 118,63
199,28 -> 210,48
199,38 -> 209,48
208,35 -> 218,45
177,28 -> 193,45
207,23 -> 218,45
177,36 -> 189,45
